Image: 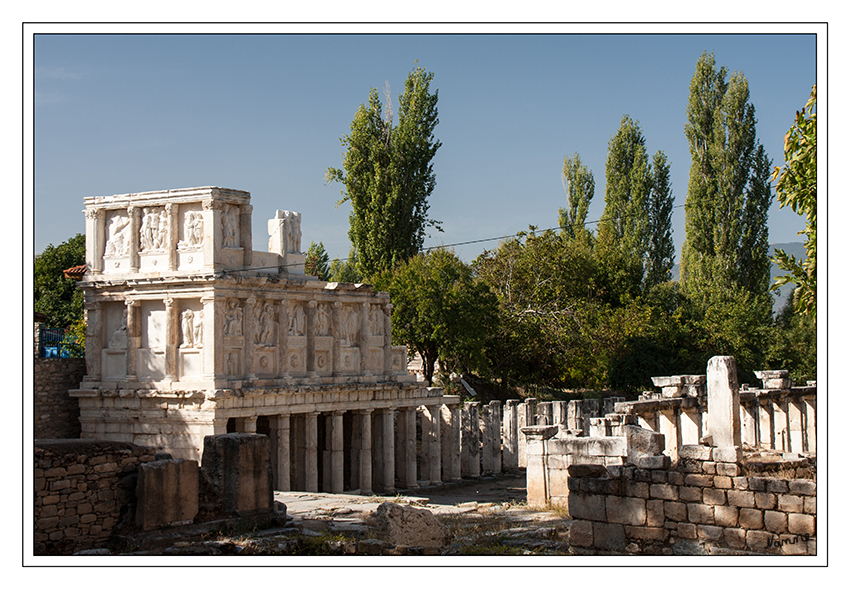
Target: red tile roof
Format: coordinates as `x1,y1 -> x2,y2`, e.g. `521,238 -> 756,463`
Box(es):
63,264 -> 86,280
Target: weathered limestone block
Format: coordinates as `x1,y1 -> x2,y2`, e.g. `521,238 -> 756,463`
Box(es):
754,370 -> 791,390
201,433 -> 273,516
460,402 -> 480,478
624,425 -> 665,466
135,458 -> 199,530
372,502 -> 451,548
707,356 -> 741,447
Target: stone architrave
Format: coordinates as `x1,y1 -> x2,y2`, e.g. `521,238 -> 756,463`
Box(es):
707,356 -> 742,448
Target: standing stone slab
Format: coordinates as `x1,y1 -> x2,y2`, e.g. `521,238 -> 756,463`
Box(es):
201,433 -> 273,516
707,356 -> 741,448
135,458 -> 199,531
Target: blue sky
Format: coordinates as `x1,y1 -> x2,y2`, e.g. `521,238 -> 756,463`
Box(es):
33,29 -> 818,265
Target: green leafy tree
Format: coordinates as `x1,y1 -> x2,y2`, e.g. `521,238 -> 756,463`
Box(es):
558,152 -> 595,243
327,247 -> 361,284
34,234 -> 86,328
304,241 -> 330,281
326,64 -> 442,279
765,297 -> 816,384
772,85 -> 816,318
645,151 -> 675,287
377,249 -> 498,386
680,52 -> 773,314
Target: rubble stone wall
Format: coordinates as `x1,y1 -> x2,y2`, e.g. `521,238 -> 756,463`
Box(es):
33,440 -> 156,555
567,445 -> 816,555
34,358 -> 86,440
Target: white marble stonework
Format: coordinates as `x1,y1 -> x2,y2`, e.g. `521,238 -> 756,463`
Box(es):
71,187 -> 451,495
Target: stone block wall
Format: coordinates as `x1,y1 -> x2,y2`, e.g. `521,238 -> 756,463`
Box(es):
567,444 -> 817,555
33,440 -> 156,555
34,358 -> 86,439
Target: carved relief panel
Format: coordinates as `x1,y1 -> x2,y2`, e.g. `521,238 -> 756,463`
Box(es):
102,301 -> 128,379
178,299 -> 204,380
103,210 -> 131,272
177,203 -> 204,270
138,300 -> 166,380
252,299 -> 277,376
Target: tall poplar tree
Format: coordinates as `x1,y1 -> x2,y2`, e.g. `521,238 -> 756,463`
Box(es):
596,115 -> 674,296
680,52 -> 773,310
326,65 -> 441,279
558,152 -> 595,242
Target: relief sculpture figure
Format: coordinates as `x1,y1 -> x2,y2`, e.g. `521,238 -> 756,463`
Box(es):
288,303 -> 306,336
108,309 -> 128,349
224,299 -> 243,336
180,308 -> 196,348
254,302 -> 276,346
222,204 -> 239,248
104,214 -> 130,257
316,304 -> 330,335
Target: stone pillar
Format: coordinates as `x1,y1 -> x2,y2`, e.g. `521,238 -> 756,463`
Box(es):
360,302 -> 370,374
523,425 -> 558,508
240,204 -> 253,268
383,304 -> 394,377
213,417 -> 228,435
128,205 -> 141,272
658,408 -> 680,460
306,300 -> 317,376
502,399 -> 519,471
331,410 -> 345,494
244,297 -> 257,380
706,355 -> 741,448
332,301 -> 342,376
380,408 -> 395,493
461,402 -> 480,478
271,415 -> 291,491
788,397 -> 804,453
278,299 -> 289,377
441,404 -> 461,482
680,406 -> 703,447
200,295 -> 215,379
164,296 -> 178,382
398,407 -> 417,489
739,400 -> 758,447
165,202 -> 177,271
84,208 -> 105,274
517,399 -> 535,468
305,412 -> 319,492
804,395 -> 816,453
480,403 -> 493,474
239,416 -> 258,433
358,410 -> 373,495
426,405 -> 441,485
758,398 -> 775,449
82,301 -> 103,381
125,299 -> 139,379
202,199 -> 222,271
489,400 -> 501,474
773,397 -> 790,452
551,401 -> 568,428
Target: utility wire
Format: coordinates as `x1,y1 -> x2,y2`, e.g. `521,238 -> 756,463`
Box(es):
224,204 -> 685,274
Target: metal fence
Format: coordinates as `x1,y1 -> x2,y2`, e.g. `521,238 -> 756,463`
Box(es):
39,327 -> 84,358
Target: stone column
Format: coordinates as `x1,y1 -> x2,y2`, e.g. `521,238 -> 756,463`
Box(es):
128,205 -> 141,272
522,425 -> 558,508
125,299 -> 139,379
164,296 -> 178,382
707,355 -> 741,448
331,410 -> 345,494
441,404 -> 461,482
397,407 -> 417,489
244,297 -> 257,380
358,410 -> 373,495
240,204 -> 253,268
502,399 -> 519,471
85,208 -> 105,274
383,304 -> 394,377
305,412 -> 319,492
461,402 -> 480,478
165,203 -> 177,271
380,408 -> 395,493
804,395 -> 816,453
213,417 -> 228,435
271,415 -> 291,491
426,405 -> 441,485
680,405 -> 703,446
658,408 -> 680,460
773,397 -> 790,452
517,399 -> 535,468
239,416 -> 257,433
788,396 -> 804,453
82,301 -> 103,382
758,397 -> 774,449
489,400 -> 501,474
307,300 -> 317,376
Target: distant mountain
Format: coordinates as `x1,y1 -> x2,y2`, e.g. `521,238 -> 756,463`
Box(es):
670,242 -> 806,315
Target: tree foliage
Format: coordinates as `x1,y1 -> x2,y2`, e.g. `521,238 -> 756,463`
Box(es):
646,151 -> 675,287
304,241 -> 330,281
558,152 -> 595,242
327,247 -> 361,284
680,52 -> 773,316
375,249 -> 498,386
772,84 -> 816,319
326,65 -> 442,279
34,233 -> 86,328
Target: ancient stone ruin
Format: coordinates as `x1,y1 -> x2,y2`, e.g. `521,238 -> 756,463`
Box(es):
69,186 -> 456,495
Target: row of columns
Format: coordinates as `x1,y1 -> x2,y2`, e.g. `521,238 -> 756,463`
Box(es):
227,405 -> 452,495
